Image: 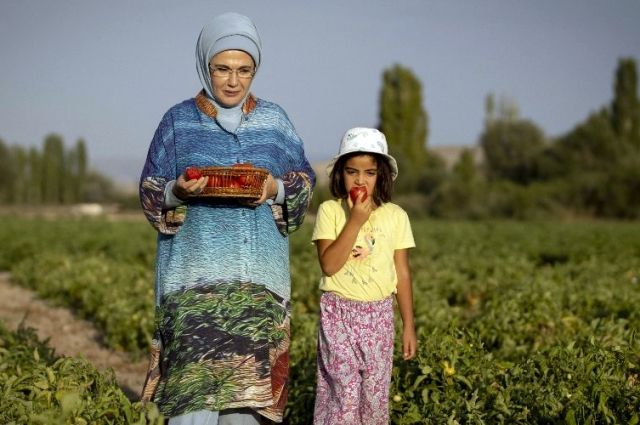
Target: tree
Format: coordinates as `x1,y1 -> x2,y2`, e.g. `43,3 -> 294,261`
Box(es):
611,57 -> 640,146
0,138 -> 12,203
484,94 -> 496,128
76,139 -> 89,202
9,145 -> 28,204
430,149 -> 486,218
378,64 -> 429,193
42,133 -> 66,204
479,96 -> 546,184
27,147 -> 43,204
75,138 -> 88,202
64,146 -> 77,204
541,107 -> 618,179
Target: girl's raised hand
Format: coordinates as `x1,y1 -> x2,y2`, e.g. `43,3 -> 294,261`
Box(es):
347,191 -> 372,225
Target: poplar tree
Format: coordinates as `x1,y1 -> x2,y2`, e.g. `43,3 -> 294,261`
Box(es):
10,145 -> 28,204
0,139 -> 11,203
64,148 -> 77,204
42,133 -> 65,204
75,138 -> 88,202
378,64 -> 429,192
27,147 -> 43,204
611,57 -> 640,146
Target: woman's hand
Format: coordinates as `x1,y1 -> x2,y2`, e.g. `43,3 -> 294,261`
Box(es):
253,173 -> 278,205
172,173 -> 208,200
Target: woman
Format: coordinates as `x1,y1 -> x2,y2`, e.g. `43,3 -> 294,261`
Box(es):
139,12 -> 315,425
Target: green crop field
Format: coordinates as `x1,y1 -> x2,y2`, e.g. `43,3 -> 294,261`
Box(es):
0,216 -> 639,424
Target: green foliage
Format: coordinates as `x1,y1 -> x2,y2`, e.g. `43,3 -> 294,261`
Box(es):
467,59 -> 640,219
480,118 -> 546,184
398,220 -> 640,423
286,219 -> 640,423
10,145 -> 29,204
429,150 -> 487,219
0,133 -> 127,206
542,108 -> 620,178
390,327 -> 639,424
0,322 -> 163,424
417,149 -> 449,198
0,138 -> 12,203
2,198 -> 640,423
28,146 -> 44,204
611,57 -> 640,146
12,254 -> 155,356
379,64 -> 429,193
75,138 -> 88,201
0,218 -> 157,356
42,134 -> 66,204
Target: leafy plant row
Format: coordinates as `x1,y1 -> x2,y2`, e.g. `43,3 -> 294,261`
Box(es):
0,218 -> 156,356
10,254 -> 155,357
285,220 -> 640,424
0,321 -> 163,424
1,216 -> 640,422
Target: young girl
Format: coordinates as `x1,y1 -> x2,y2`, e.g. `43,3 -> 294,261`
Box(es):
312,127 -> 417,424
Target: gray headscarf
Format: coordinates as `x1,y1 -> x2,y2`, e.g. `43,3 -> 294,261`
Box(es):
195,12 -> 262,100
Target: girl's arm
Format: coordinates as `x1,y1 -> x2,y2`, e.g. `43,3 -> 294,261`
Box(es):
316,198 -> 372,276
395,248 -> 417,360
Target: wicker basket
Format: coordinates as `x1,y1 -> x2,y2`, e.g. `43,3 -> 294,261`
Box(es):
193,166 -> 268,199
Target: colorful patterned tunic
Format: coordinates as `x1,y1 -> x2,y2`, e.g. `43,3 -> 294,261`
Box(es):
139,91 -> 315,422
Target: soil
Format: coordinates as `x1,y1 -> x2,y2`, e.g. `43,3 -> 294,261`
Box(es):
0,272 -> 148,400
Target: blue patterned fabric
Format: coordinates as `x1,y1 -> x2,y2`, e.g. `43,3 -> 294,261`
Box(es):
140,92 -> 315,303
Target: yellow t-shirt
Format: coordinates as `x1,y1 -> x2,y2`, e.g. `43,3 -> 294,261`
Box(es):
312,199 -> 415,301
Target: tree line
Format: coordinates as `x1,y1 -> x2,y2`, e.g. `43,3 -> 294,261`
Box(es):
0,134 -> 123,206
370,57 -> 640,219
2,57 -> 639,218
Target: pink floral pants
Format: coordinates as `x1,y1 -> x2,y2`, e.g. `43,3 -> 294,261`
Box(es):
313,292 -> 394,425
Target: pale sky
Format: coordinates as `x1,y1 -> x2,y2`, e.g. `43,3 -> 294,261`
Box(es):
1,0 -> 639,184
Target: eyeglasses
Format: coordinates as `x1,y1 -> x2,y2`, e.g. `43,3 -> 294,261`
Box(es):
209,65 -> 255,79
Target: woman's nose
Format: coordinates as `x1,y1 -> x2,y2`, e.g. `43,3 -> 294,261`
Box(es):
227,73 -> 239,86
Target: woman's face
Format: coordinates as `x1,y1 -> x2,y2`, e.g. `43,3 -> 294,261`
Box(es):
342,154 -> 378,199
209,50 -> 255,107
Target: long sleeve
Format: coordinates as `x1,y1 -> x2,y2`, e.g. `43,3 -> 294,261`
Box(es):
268,107 -> 316,235
139,111 -> 186,235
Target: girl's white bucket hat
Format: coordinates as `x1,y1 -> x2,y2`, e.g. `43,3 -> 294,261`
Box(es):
326,127 -> 399,180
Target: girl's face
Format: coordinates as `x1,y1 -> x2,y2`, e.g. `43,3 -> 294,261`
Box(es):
342,154 -> 378,199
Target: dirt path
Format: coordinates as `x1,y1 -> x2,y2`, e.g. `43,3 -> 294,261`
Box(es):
0,272 -> 148,400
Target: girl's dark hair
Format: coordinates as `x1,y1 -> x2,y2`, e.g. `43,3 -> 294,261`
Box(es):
329,152 -> 394,204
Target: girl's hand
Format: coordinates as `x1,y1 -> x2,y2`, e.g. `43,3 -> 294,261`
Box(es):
346,191 -> 372,225
173,173 -> 208,200
402,325 -> 417,360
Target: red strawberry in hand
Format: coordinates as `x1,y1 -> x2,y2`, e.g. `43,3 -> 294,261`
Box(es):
349,186 -> 368,203
185,167 -> 202,181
